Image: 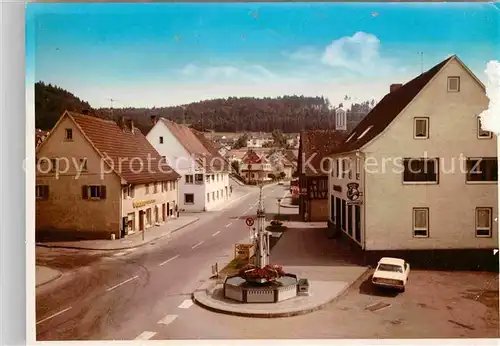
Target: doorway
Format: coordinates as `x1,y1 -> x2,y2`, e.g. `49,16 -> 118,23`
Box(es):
139,210 -> 145,231
162,203 -> 166,221
121,217 -> 127,238
335,197 -> 341,234
167,202 -> 170,217
155,206 -> 159,223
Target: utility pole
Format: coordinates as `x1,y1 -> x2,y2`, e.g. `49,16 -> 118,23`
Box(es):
420,52 -> 424,74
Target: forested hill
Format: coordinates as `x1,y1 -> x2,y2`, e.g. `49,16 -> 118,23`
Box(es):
35,82 -> 92,130
35,81 -> 374,133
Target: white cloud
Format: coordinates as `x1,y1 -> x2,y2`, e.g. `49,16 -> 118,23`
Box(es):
479,60 -> 500,134
321,32 -> 382,71
283,47 -> 320,61
179,64 -> 275,83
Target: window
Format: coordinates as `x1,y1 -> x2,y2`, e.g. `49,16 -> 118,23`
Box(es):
145,184 -> 150,194
195,174 -> 204,184
161,156 -> 166,162
82,185 -> 106,200
36,185 -> 49,200
123,185 -> 134,199
161,181 -> 165,192
414,117 -> 429,139
478,117 -> 492,139
212,192 -> 215,200
341,199 -> 346,231
159,136 -> 164,144
347,205 -> 353,236
185,175 -> 194,184
466,158 -> 498,182
354,205 -> 361,242
217,190 -> 219,199
347,158 -> 352,179
184,193 -> 194,204
153,182 -> 158,193
79,158 -> 88,172
206,175 -> 210,183
476,207 -> 492,237
403,158 -> 439,183
50,158 -> 58,172
207,193 -> 210,202
412,208 -> 429,237
127,212 -> 135,232
65,128 -> 73,141
448,76 -> 460,92
212,175 -> 215,181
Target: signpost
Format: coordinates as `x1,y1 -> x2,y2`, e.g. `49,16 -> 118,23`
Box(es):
245,217 -> 255,227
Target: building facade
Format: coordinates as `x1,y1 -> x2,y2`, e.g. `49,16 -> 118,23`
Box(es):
36,111 -> 180,240
146,117 -> 231,212
240,149 -> 273,184
328,55 -> 498,269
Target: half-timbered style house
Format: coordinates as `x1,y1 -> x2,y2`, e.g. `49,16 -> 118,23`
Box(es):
297,130 -> 346,221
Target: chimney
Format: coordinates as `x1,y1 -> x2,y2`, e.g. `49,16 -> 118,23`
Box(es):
130,119 -> 135,134
82,109 -> 89,115
390,84 -> 403,93
150,115 -> 158,125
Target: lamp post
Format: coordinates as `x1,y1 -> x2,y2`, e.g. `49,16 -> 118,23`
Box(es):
255,183 -> 269,268
277,198 -> 282,220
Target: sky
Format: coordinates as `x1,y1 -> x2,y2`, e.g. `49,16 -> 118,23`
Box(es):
26,2 -> 500,109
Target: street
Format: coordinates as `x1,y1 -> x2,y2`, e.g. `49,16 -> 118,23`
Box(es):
36,183 -> 289,340
36,183 -> 499,340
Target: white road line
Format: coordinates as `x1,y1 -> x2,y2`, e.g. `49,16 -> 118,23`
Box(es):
158,255 -> 179,266
225,222 -> 232,227
135,331 -> 156,340
36,307 -> 72,325
125,248 -> 136,252
212,231 -> 221,237
191,241 -> 204,249
106,275 -> 139,292
178,299 -> 194,309
113,252 -> 127,257
158,314 -> 178,325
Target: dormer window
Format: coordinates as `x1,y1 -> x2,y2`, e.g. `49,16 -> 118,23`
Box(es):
345,132 -> 356,143
478,117 -> 492,139
414,117 -> 429,139
447,76 -> 460,92
65,128 -> 73,141
358,126 -> 373,140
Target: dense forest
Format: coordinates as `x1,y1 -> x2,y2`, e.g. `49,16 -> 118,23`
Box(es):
34,81 -> 374,134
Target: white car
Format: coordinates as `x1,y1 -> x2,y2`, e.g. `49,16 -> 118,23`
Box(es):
372,257 -> 410,292
278,181 -> 284,185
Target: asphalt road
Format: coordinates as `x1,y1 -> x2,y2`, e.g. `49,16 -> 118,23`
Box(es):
36,183 -> 290,341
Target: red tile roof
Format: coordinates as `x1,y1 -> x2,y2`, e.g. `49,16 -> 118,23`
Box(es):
299,130 -> 347,176
332,55 -> 454,154
242,149 -> 263,164
160,118 -> 229,173
66,112 -> 180,184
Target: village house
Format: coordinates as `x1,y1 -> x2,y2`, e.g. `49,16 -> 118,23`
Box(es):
297,130 -> 347,222
36,111 -> 181,241
240,149 -> 273,184
266,150 -> 295,180
327,55 -> 498,269
146,116 -> 231,212
36,129 -> 49,148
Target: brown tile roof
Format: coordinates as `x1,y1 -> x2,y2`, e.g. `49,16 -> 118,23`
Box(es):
242,149 -> 264,164
160,118 -> 229,173
332,55 -> 453,154
65,112 -> 180,184
300,130 -> 347,176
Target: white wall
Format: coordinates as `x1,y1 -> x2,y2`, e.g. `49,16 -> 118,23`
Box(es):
362,58 -> 497,250
205,172 -> 231,211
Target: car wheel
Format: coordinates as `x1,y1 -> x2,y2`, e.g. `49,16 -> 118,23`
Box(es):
400,286 -> 405,293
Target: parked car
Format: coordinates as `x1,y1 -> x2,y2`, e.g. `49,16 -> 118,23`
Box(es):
278,181 -> 284,185
372,257 -> 410,292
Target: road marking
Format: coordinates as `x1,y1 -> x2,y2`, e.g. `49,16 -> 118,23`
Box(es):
125,248 -> 136,252
106,275 -> 139,292
212,231 -> 221,237
158,314 -> 178,325
225,222 -> 232,227
36,307 -> 72,325
113,252 -> 127,257
191,241 -> 204,249
178,299 -> 194,309
135,331 -> 156,340
159,255 -> 179,266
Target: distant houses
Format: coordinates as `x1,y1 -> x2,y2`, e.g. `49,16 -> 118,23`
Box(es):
327,55 -> 497,269
36,111 -> 180,240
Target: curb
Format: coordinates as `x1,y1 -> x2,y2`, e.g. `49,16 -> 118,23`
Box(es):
36,269 -> 63,288
35,218 -> 200,251
279,203 -> 298,209
192,267 -> 371,318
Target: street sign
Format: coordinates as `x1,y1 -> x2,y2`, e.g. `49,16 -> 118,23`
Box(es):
245,217 -> 255,227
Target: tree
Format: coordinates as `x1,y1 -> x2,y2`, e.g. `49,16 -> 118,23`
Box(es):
233,133 -> 249,149
231,161 -> 240,174
271,129 -> 287,147
279,172 -> 286,180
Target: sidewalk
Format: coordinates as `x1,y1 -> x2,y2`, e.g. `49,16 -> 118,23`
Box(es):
36,216 -> 200,251
36,265 -> 62,287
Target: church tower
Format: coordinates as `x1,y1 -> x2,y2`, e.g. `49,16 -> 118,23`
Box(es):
335,106 -> 347,131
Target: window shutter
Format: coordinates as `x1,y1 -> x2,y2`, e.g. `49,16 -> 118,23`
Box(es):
82,185 -> 88,199
100,185 -> 107,199
43,185 -> 49,200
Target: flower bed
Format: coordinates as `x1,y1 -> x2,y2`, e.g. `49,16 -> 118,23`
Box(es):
238,264 -> 286,283
266,219 -> 287,232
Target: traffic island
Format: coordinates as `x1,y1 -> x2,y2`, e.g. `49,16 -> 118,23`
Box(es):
193,277 -> 351,318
